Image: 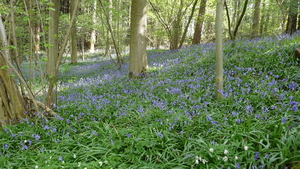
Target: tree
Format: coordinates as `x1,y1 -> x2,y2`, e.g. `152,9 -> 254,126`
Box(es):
225,0 -> 249,41
70,0 -> 78,64
252,0 -> 261,38
0,16 -> 26,126
129,0 -> 148,78
150,0 -> 197,50
215,0 -> 224,100
285,0 -> 298,35
46,0 -> 60,77
192,0 -> 207,44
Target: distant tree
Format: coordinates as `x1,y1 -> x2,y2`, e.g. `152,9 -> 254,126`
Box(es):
225,0 -> 249,41
129,0 -> 148,78
285,0 -> 298,35
150,0 -> 197,50
215,0 -> 224,100
192,0 -> 207,44
252,0 -> 261,38
70,0 -> 78,64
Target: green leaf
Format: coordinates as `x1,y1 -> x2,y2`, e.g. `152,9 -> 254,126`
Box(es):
8,45 -> 16,49
23,16 -> 29,21
0,65 -> 9,69
41,57 -> 48,62
48,7 -> 55,11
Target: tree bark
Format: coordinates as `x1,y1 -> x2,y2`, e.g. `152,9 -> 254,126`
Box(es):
90,0 -> 97,53
129,0 -> 148,78
215,0 -> 224,100
192,0 -> 207,44
179,0 -> 198,48
285,0 -> 298,35
252,0 -> 261,38
0,15 -> 26,126
46,0 -> 60,76
70,0 -> 78,64
46,0 -> 60,106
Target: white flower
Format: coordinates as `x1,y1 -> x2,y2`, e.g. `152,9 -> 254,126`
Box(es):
223,156 -> 228,162
195,159 -> 199,164
73,154 -> 76,158
35,166 -> 38,169
99,162 -> 103,166
201,158 -> 208,164
244,146 -> 249,151
224,150 -> 229,154
235,156 -> 238,160
104,160 -> 108,164
209,148 -> 214,153
78,162 -> 81,167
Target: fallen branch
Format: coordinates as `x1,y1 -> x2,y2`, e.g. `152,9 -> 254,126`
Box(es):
23,95 -> 56,116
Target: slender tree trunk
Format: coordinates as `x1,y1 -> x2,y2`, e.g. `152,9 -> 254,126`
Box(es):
99,0 -> 122,68
179,0 -> 198,48
215,0 -> 224,100
70,0 -> 78,64
192,0 -> 207,44
46,0 -> 60,106
46,0 -> 60,76
46,0 -> 79,107
104,0 -> 112,57
259,0 -> 265,35
35,22 -> 40,52
129,0 -> 148,78
252,0 -> 261,38
90,0 -> 97,53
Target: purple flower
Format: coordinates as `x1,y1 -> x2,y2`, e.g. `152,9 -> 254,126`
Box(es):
157,132 -> 164,138
32,134 -> 41,141
43,125 -> 50,130
21,145 -> 28,150
66,119 -> 70,124
254,152 -> 260,160
282,117 -> 287,124
126,133 -> 131,138
265,154 -> 270,159
235,163 -> 240,169
4,144 -> 9,149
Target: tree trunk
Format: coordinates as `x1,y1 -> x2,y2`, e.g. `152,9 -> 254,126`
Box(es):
90,0 -> 97,53
215,0 -> 224,100
179,0 -> 198,48
192,0 -> 207,44
0,15 -> 26,126
285,0 -> 298,35
70,0 -> 78,64
129,0 -> 148,78
46,0 -> 60,106
46,0 -> 60,76
252,0 -> 261,38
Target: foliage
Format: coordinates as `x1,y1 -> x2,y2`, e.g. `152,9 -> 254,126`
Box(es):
1,33 -> 300,168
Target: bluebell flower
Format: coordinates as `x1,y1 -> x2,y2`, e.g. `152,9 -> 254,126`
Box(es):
157,132 -> 164,138
282,117 -> 287,124
43,125 -> 50,130
254,152 -> 260,160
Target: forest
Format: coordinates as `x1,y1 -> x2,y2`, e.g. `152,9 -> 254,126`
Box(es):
0,0 -> 300,168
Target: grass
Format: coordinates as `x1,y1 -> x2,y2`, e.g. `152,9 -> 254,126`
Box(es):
1,33 -> 300,169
